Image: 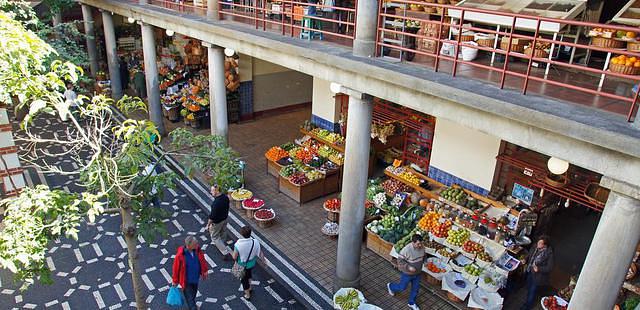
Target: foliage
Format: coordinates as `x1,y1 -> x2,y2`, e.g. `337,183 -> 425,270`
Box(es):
0,186 -> 104,289
43,0 -> 74,14
170,128 -> 242,192
0,0 -> 38,30
624,297 -> 640,310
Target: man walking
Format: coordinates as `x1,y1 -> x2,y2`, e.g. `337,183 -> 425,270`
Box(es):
171,236 -> 208,310
387,234 -> 425,310
208,184 -> 231,258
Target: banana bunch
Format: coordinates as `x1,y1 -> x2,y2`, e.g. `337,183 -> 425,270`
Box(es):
335,289 -> 360,310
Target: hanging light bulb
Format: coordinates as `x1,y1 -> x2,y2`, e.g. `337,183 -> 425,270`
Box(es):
127,17 -> 135,23
547,157 -> 569,175
166,29 -> 174,37
539,188 -> 545,197
564,199 -> 570,208
224,48 -> 235,57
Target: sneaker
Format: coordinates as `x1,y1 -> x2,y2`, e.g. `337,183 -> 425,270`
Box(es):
225,240 -> 234,245
387,283 -> 395,296
408,304 -> 420,310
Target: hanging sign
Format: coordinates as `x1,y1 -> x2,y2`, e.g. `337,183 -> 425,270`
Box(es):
523,168 -> 534,177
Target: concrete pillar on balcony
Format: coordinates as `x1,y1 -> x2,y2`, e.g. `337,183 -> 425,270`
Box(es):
353,0 -> 379,57
334,86 -> 373,290
52,11 -> 62,26
101,10 -> 123,100
569,177 -> 640,310
203,42 -> 228,141
207,0 -> 220,19
81,5 -> 99,78
140,22 -> 166,136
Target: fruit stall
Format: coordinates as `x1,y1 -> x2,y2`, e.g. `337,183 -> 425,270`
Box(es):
264,126 -> 345,204
361,163 -> 536,308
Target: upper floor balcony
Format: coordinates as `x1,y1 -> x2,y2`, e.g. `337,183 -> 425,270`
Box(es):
131,0 -> 640,126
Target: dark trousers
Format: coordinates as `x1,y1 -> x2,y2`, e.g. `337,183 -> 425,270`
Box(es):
523,272 -> 538,310
241,267 -> 253,290
184,283 -> 198,310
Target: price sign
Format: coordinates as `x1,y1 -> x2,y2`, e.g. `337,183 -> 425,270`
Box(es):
523,168 -> 534,177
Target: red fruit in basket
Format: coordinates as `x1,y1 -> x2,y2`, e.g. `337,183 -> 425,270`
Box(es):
255,209 -> 275,220
243,198 -> 265,209
324,198 -> 341,212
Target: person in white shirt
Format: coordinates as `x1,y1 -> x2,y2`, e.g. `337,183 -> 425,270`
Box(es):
64,84 -> 78,107
232,226 -> 265,300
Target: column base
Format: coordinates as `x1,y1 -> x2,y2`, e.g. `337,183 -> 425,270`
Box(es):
333,272 -> 361,293
353,39 -> 376,58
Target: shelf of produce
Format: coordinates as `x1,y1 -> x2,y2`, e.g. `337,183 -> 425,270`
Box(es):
365,229 -> 394,262
299,128 -> 345,153
278,176 -> 325,204
383,168 -> 442,201
265,157 -> 285,177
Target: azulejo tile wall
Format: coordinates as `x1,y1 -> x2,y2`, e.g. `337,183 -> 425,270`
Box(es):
311,114 -> 340,133
428,166 -> 490,196
239,81 -> 253,118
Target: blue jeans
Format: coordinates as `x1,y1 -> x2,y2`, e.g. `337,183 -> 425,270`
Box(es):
184,283 -> 198,310
523,272 -> 538,310
390,272 -> 420,305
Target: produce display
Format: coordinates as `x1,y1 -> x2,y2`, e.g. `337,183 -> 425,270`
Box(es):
230,189 -> 253,201
367,207 -> 422,244
254,208 -> 275,221
304,170 -> 323,181
440,186 -> 468,205
398,170 -> 420,186
464,263 -> 483,277
418,211 -> 440,232
589,27 -> 637,40
437,247 -> 457,259
289,173 -> 310,185
242,198 -> 264,210
446,228 -> 470,247
265,146 -> 289,162
311,128 -> 345,145
424,240 -> 444,252
394,228 -> 421,252
477,251 -> 493,263
280,142 -> 297,151
427,261 -> 447,274
334,289 -> 360,310
371,123 -> 395,144
462,240 -> 484,255
280,165 -> 299,178
542,296 -> 568,310
431,220 -> 453,239
611,54 -> 640,68
294,148 -> 316,164
322,222 -> 339,236
288,147 -> 301,159
381,179 -> 411,195
324,198 -> 341,212
464,198 -> 484,211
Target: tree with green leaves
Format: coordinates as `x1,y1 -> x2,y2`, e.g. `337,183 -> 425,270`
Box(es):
0,10 -> 243,308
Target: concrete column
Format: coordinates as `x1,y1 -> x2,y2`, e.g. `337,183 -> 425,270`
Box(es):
204,43 -> 228,141
569,178 -> 640,310
139,0 -> 148,4
334,88 -> 373,290
101,11 -> 123,100
207,0 -> 219,19
353,0 -> 379,57
140,22 -> 166,136
52,11 -> 62,26
81,5 -> 99,78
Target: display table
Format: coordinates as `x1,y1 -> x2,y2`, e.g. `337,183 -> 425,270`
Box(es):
278,175 -> 325,204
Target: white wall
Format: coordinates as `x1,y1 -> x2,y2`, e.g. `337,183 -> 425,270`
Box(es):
311,77 -> 339,122
430,118 -> 501,190
253,58 -> 289,75
238,53 -> 253,82
252,59 -> 312,112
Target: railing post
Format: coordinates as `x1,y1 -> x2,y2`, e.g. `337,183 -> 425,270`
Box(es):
499,16 -> 517,89
207,0 -> 220,19
451,9 -> 465,77
290,0 -> 294,37
434,4 -> 446,73
630,83 -> 640,123
373,0 -> 381,57
281,1 -> 286,35
522,18 -> 541,95
353,0 -> 379,57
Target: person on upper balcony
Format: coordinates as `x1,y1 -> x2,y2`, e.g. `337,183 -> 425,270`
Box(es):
306,0 -> 318,16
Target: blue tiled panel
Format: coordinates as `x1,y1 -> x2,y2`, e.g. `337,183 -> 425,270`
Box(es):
239,81 -> 253,117
428,166 -> 490,196
311,114 -> 340,133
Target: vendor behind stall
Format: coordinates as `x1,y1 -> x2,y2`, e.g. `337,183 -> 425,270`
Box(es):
522,235 -> 554,310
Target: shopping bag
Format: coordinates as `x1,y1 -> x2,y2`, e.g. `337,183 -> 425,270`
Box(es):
166,286 -> 184,307
231,262 -> 245,280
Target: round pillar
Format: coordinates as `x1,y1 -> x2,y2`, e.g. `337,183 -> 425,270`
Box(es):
140,22 -> 166,136
101,11 -> 123,100
81,5 -> 99,78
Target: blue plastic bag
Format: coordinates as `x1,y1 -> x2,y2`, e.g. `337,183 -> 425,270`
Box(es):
166,286 -> 184,307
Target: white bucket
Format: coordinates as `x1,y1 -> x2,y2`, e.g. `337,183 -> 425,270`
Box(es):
460,41 -> 479,61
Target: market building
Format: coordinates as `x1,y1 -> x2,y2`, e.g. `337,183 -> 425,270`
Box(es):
64,0 -> 640,308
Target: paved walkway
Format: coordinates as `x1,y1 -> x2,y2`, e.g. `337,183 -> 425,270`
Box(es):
1,114 -> 307,309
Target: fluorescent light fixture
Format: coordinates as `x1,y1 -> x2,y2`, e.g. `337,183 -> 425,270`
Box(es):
329,82 -> 342,94
224,48 -> 235,57
166,29 -> 174,36
547,157 -> 569,175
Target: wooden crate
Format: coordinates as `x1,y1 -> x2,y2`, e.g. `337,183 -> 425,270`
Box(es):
278,176 -> 325,204
365,229 -> 394,262
323,169 -> 341,195
266,158 -> 284,177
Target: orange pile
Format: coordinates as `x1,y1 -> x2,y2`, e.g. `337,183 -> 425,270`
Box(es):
611,55 -> 640,68
426,262 -> 446,273
265,146 -> 289,161
418,211 -> 440,232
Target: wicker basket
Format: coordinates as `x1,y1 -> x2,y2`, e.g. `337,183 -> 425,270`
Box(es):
591,37 -> 626,48
477,38 -> 496,47
437,0 -> 448,3
545,173 -> 568,188
610,62 -> 640,75
584,182 -> 611,205
525,48 -> 550,58
500,39 -> 528,53
454,34 -> 475,42
629,41 -> 640,52
424,6 -> 437,14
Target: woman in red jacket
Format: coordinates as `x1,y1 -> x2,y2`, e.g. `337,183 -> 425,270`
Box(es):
172,236 -> 208,310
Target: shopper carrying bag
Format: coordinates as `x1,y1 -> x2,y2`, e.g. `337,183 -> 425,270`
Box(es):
166,285 -> 185,307
232,226 -> 264,300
